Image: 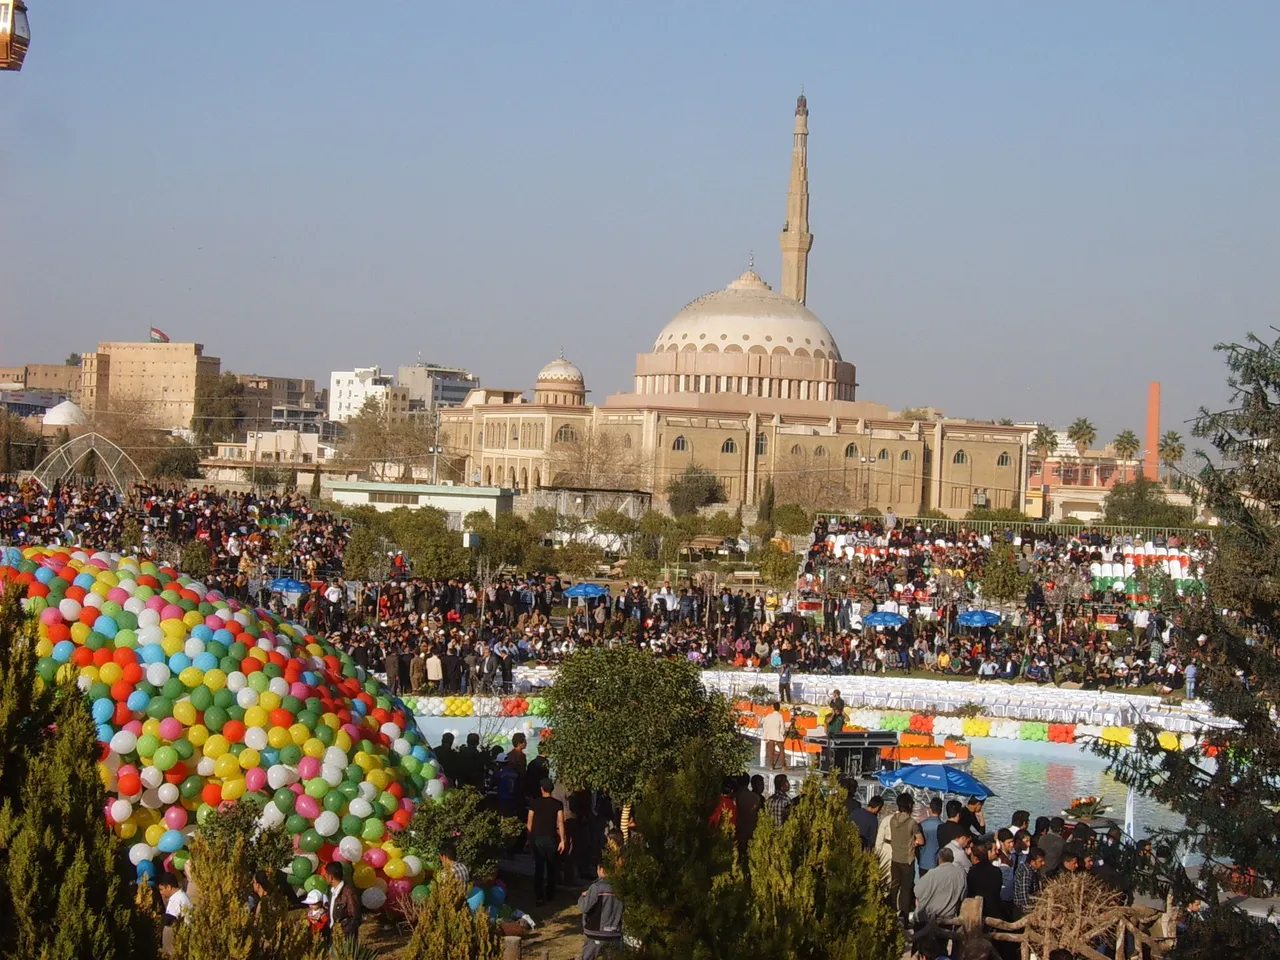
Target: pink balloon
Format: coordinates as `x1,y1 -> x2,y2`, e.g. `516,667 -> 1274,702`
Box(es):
124,720 -> 144,735
158,718 -> 183,741
40,607 -> 63,625
289,782 -> 305,796
245,767 -> 267,792
145,596 -> 166,611
399,798 -> 414,812
289,681 -> 311,700
161,604 -> 184,621
295,795 -> 320,819
342,723 -> 362,741
385,820 -> 403,834
297,756 -> 320,780
204,615 -> 225,630
117,763 -> 139,779
163,806 -> 188,829
388,879 -> 412,901
363,847 -> 388,868
107,587 -> 130,604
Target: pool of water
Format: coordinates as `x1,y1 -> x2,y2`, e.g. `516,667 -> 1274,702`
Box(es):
964,739 -> 1179,840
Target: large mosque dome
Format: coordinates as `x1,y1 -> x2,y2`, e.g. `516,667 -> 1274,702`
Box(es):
651,270 -> 842,362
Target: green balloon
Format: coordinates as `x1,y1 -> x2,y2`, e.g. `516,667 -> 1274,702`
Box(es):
273,788 -> 297,813
248,671 -> 270,694
218,656 -> 240,674
195,803 -> 215,825
344,764 -> 364,784
304,874 -> 328,894
304,778 -> 329,799
180,775 -> 204,800
361,818 -> 384,842
172,737 -> 194,761
378,791 -> 398,816
281,695 -> 303,714
189,684 -> 214,711
285,813 -> 308,836
229,641 -> 248,660
206,640 -> 228,660
263,663 -> 283,680
279,745 -> 303,766
136,734 -> 159,758
323,790 -> 346,814
172,850 -> 190,872
145,697 -> 173,720
314,724 -> 335,747
203,706 -> 228,732
152,746 -> 178,771
338,781 -> 360,800
341,814 -> 364,837
299,830 -> 324,853
296,710 -> 319,730
84,632 -> 106,651
136,680 -> 158,697
88,681 -> 111,702
291,855 -> 314,879
162,677 -> 185,700
36,658 -> 57,683
213,687 -> 236,709
226,704 -> 246,723
410,884 -> 431,904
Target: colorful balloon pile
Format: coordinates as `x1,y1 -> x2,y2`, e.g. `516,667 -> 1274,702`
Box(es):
0,546 -> 446,911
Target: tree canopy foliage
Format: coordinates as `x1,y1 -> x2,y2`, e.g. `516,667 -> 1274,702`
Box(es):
667,464 -> 727,517
191,371 -> 246,444
1102,475 -> 1193,528
543,647 -> 749,808
772,503 -> 813,537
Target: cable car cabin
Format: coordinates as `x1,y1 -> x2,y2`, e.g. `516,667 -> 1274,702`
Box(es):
0,1 -> 31,72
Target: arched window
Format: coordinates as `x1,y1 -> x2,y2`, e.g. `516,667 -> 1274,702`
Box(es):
790,444 -> 803,456
878,448 -> 889,460
756,432 -> 768,456
952,449 -> 968,465
554,425 -> 577,444
721,438 -> 737,454
844,443 -> 859,459
900,450 -> 912,461
813,445 -> 827,457
622,434 -> 633,449
672,435 -> 688,452
997,452 -> 1012,467
510,423 -> 519,440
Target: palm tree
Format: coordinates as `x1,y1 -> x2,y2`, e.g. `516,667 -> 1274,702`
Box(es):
997,417 -> 1015,426
1067,418 -> 1097,457
1159,430 -> 1185,482
1113,429 -> 1140,482
1032,424 -> 1057,461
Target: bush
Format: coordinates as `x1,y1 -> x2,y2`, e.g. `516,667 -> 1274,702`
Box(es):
151,440 -> 203,479
401,786 -> 523,883
199,802 -> 294,876
667,465 -> 727,517
402,871 -> 502,960
179,539 -> 213,579
773,504 -> 812,537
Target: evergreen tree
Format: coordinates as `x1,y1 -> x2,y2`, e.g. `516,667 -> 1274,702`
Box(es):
0,590 -> 159,960
173,833 -> 323,960
978,542 -> 1029,604
608,745 -> 751,960
309,466 -> 322,499
401,786 -> 522,883
341,525 -> 379,582
403,871 -> 502,960
748,778 -> 902,960
179,539 -> 213,579
666,464 -> 727,517
1095,331 -> 1280,956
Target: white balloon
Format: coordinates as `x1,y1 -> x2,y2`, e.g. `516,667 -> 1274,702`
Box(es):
244,727 -> 268,751
157,783 -> 180,805
110,730 -> 138,755
266,764 -> 295,790
137,608 -> 160,629
360,887 -> 386,910
425,779 -> 444,798
110,799 -> 133,823
76,673 -> 93,693
139,787 -> 162,809
380,722 -> 401,739
348,798 -> 373,819
324,747 -> 347,769
235,687 -> 258,709
83,592 -> 104,609
196,756 -> 216,777
184,638 -> 206,658
338,836 -> 363,862
268,677 -> 290,697
123,597 -> 145,614
321,764 -> 344,788
358,782 -> 378,801
314,811 -> 339,837
128,843 -> 155,866
392,737 -> 410,756
145,663 -> 171,687
58,598 -> 82,621
259,804 -> 286,829
226,671 -> 247,693
140,765 -> 164,789
402,855 -> 422,878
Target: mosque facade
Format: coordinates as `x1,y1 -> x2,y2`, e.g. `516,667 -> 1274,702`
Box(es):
439,96 -> 1033,518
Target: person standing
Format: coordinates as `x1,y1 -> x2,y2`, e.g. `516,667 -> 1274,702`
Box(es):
917,797 -> 943,874
1013,847 -> 1046,913
966,839 -> 1006,920
761,701 -> 787,770
778,662 -> 793,704
578,863 -> 624,960
324,862 -> 361,946
735,775 -> 765,864
527,777 -> 567,906
766,773 -> 792,826
884,794 -> 924,924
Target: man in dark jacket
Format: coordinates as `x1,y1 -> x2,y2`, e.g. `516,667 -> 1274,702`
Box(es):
324,862 -> 361,945
965,839 -> 1006,920
578,863 -> 623,960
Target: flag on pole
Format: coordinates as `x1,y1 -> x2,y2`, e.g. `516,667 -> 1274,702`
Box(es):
1123,784 -> 1136,839
149,327 -> 170,343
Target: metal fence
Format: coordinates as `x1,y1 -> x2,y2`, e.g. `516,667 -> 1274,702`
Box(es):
813,513 -> 1209,542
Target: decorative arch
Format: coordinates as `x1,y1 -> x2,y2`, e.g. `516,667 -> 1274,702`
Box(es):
844,443 -> 859,459
790,444 -> 803,456
508,467 -> 517,489
747,345 -> 767,355
483,465 -> 492,485
519,467 -> 528,490
622,434 -> 633,449
997,452 -> 1012,467
532,469 -> 541,489
672,435 -> 689,452
813,445 -> 827,457
878,448 -> 889,460
32,433 -> 144,491
721,438 -> 737,455
953,449 -> 968,465
900,450 -> 913,461
700,344 -> 719,353
554,424 -> 577,444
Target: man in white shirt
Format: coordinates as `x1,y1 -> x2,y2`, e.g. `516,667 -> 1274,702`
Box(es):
761,701 -> 787,770
158,872 -> 192,923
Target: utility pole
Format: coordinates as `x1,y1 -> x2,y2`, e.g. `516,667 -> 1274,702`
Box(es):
430,406 -> 441,485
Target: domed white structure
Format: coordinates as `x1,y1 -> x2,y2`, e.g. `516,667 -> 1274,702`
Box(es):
652,269 -> 842,361
42,400 -> 89,427
533,353 -> 586,406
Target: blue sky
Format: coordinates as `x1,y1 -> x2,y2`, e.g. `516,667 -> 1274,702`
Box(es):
2,2 -> 1276,449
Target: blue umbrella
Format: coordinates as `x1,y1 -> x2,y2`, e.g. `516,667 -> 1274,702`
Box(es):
862,611 -> 907,628
957,609 -> 1002,628
563,582 -> 608,599
875,763 -> 995,799
268,577 -> 309,594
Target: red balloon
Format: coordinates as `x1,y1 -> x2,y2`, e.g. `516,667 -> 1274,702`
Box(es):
387,782 -> 403,799
122,662 -> 144,685
222,719 -> 246,744
118,773 -> 142,796
64,584 -> 87,602
72,646 -> 95,668
113,702 -> 132,726
93,647 -> 113,667
47,622 -> 70,643
269,708 -> 294,728
110,680 -> 133,703
202,783 -> 223,806
112,647 -> 138,666
391,808 -> 411,828
26,581 -> 48,598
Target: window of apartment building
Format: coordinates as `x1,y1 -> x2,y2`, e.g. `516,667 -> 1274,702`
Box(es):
952,449 -> 968,465
996,452 -> 1012,467
369,492 -> 420,505
721,438 -> 737,454
672,435 -> 689,452
845,443 -> 858,459
813,445 -> 826,457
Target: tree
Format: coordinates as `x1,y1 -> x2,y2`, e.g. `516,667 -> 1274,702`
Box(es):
179,539 -> 214,579
592,508 -> 638,556
1032,424 -> 1057,461
1113,428 -> 1140,463
0,413 -> 38,472
384,507 -> 470,580
997,417 -> 1015,426
341,524 -> 379,581
308,466 -> 321,499
772,503 -> 812,537
751,479 -> 777,539
197,802 -> 294,877
1093,331 -> 1280,955
543,647 -> 750,813
191,371 -> 246,444
772,449 -> 850,513
65,352 -> 81,366
978,542 -> 1029,604
402,786 -> 522,883
88,392 -> 165,474
555,540 -> 603,578
402,871 -> 502,960
896,407 -> 932,421
173,833 -> 322,960
340,397 -> 445,482
706,509 -> 743,539
151,439 -> 202,479
0,591 -> 158,960
1102,475 -> 1192,527
608,745 -> 751,960
666,464 -> 726,517
1158,430 -> 1185,482
964,506 -> 1029,523
749,777 -> 902,960
546,423 -> 644,490
757,542 -> 798,587
1067,417 -> 1096,456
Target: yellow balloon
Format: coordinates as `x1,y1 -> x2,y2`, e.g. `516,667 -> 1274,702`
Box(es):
145,823 -> 165,847
289,724 -> 311,747
183,610 -> 203,628
353,752 -> 374,773
79,665 -> 100,682
179,667 -> 204,689
160,635 -> 184,657
238,748 -> 261,770
366,769 -> 389,791
203,734 -> 230,759
249,647 -> 269,664
257,691 -> 281,712
383,858 -> 406,880
334,730 -> 352,753
173,701 -> 198,726
321,713 -> 341,731
302,738 -> 326,760
98,662 -> 123,685
117,821 -> 137,839
70,622 -> 91,644
35,638 -> 54,658
161,619 -> 187,638
214,754 -> 241,779
91,580 -> 110,597
187,724 -> 210,747
142,718 -> 162,739
267,726 -> 291,750
99,570 -> 120,587
204,669 -> 227,692
221,777 -> 247,801
243,706 -> 268,729
352,863 -> 375,889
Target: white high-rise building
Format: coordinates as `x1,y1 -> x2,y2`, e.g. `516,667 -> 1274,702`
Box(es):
327,366 -> 410,422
